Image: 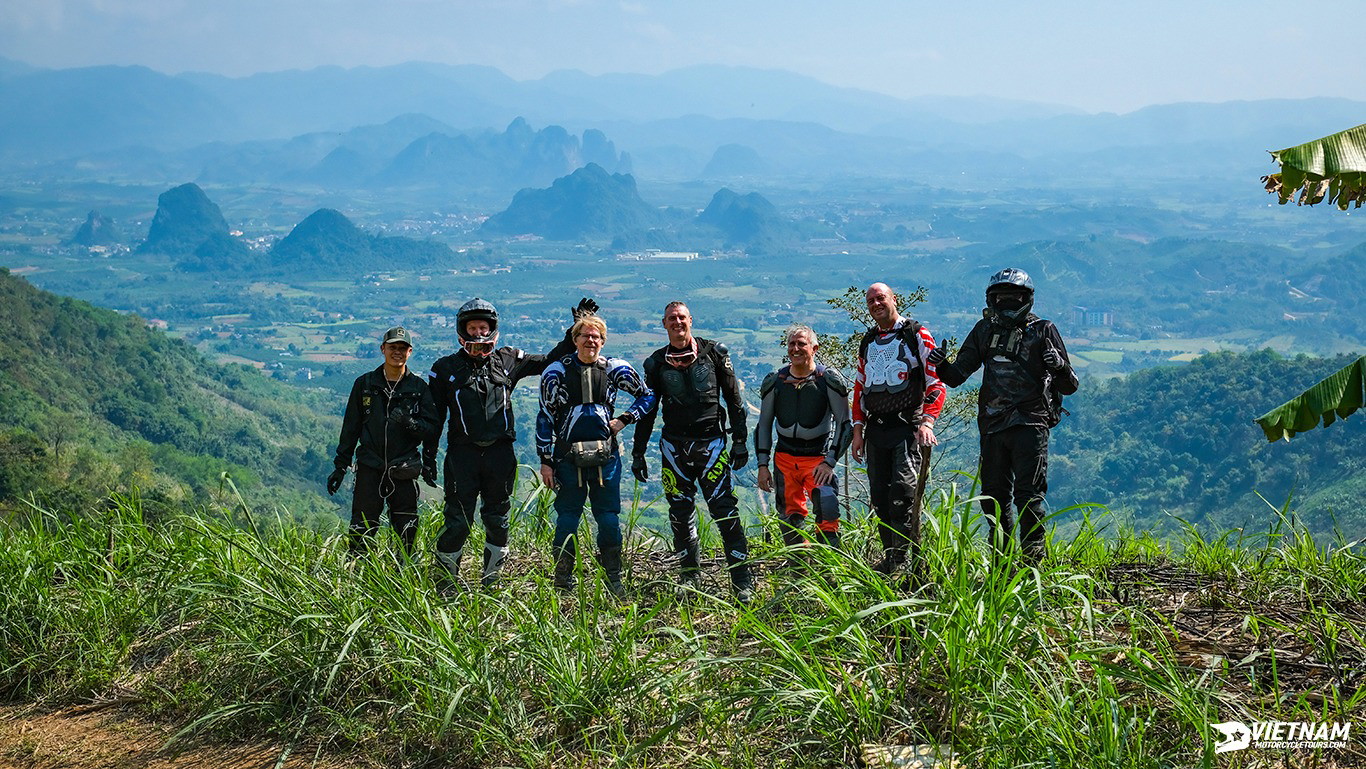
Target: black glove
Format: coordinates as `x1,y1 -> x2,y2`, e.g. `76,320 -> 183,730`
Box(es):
422,461 -> 438,488
631,455 -> 649,483
572,297 -> 600,319
395,412 -> 424,435
1042,346 -> 1065,372
730,442 -> 750,470
926,338 -> 948,367
327,467 -> 346,496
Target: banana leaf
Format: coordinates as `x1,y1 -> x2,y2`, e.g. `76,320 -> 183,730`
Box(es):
1255,356 -> 1365,441
1261,123 -> 1366,210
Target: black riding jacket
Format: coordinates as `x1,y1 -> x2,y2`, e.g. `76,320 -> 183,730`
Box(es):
937,314 -> 1079,434
334,366 -> 440,472
424,333 -> 574,459
633,337 -> 747,455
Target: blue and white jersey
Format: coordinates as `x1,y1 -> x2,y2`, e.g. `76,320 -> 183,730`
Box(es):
536,354 -> 656,462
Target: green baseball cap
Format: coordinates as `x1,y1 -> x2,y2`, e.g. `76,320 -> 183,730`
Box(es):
382,326 -> 413,346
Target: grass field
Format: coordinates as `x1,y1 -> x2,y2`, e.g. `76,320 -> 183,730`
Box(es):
2,485 -> 1362,768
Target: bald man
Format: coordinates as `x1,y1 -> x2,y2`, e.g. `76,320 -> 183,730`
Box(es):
849,283 -> 945,578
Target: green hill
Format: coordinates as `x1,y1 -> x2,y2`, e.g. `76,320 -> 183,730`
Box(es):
1051,349 -> 1366,536
269,207 -> 470,273
0,268 -> 340,522
696,187 -> 793,252
482,163 -> 661,240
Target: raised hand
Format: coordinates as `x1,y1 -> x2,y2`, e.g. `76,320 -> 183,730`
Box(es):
572,297 -> 600,319
1043,346 -> 1065,372
927,338 -> 949,367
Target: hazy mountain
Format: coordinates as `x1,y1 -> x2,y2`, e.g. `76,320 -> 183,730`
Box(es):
199,113 -> 460,185
0,56 -> 38,80
699,144 -> 769,179
696,188 -> 793,250
0,65 -> 237,161
482,163 -> 660,240
872,98 -> 1366,158
537,65 -> 1079,132
65,211 -> 122,247
271,208 -> 463,271
374,117 -> 631,189
2,57 -> 1364,192
138,183 -> 233,256
180,61 -> 603,138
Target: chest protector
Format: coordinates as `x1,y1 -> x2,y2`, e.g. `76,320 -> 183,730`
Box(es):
859,322 -> 925,417
659,346 -> 720,407
448,355 -> 513,426
773,365 -> 832,436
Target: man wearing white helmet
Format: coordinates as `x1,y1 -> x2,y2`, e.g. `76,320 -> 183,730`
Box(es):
929,268 -> 1078,566
424,297 -> 597,586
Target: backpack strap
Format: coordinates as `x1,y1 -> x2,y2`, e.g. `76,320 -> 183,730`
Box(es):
564,358 -> 610,407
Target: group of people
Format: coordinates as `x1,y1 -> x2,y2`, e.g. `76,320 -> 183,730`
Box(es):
329,268 -> 1078,600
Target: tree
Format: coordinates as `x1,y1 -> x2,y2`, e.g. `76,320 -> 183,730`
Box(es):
1261,123 -> 1366,210
1254,355 -> 1365,441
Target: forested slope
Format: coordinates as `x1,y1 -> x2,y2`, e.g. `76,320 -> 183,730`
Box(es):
1052,349 -> 1366,536
0,269 -> 340,521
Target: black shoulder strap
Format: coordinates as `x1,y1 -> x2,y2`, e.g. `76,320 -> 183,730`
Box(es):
897,320 -> 924,364
858,327 -> 877,358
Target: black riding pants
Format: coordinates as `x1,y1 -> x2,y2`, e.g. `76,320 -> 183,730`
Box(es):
863,422 -> 923,558
979,424 -> 1050,558
438,441 -> 516,555
350,463 -> 419,555
659,435 -> 749,574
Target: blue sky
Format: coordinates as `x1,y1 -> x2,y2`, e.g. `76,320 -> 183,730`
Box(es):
1,0 -> 1361,114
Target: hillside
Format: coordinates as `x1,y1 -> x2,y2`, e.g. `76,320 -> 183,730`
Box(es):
1051,349 -> 1366,535
0,269 -> 339,521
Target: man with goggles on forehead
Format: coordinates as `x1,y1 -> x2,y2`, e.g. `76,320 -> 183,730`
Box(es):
632,301 -> 755,602
424,296 -> 598,587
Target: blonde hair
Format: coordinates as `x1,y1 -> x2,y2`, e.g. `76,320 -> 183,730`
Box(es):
571,314 -> 608,340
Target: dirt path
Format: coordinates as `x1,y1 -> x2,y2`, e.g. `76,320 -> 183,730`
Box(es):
0,705 -> 357,769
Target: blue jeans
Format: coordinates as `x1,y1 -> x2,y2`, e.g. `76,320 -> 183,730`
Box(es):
551,455 -> 624,558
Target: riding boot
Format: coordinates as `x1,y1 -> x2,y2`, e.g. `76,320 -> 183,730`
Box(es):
818,529 -> 842,551
553,544 -> 576,592
434,548 -> 463,592
726,547 -> 755,604
871,547 -> 906,575
481,543 -> 508,587
677,537 -> 701,586
599,546 -> 625,597
391,513 -> 419,560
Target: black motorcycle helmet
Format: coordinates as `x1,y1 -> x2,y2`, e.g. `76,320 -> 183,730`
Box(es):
986,268 -> 1035,325
456,298 -> 499,356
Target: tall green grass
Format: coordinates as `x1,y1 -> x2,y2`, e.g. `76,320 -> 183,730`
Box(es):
1,485 -> 1362,768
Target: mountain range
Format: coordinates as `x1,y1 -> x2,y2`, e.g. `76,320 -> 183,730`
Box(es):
3,58 -> 1363,190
